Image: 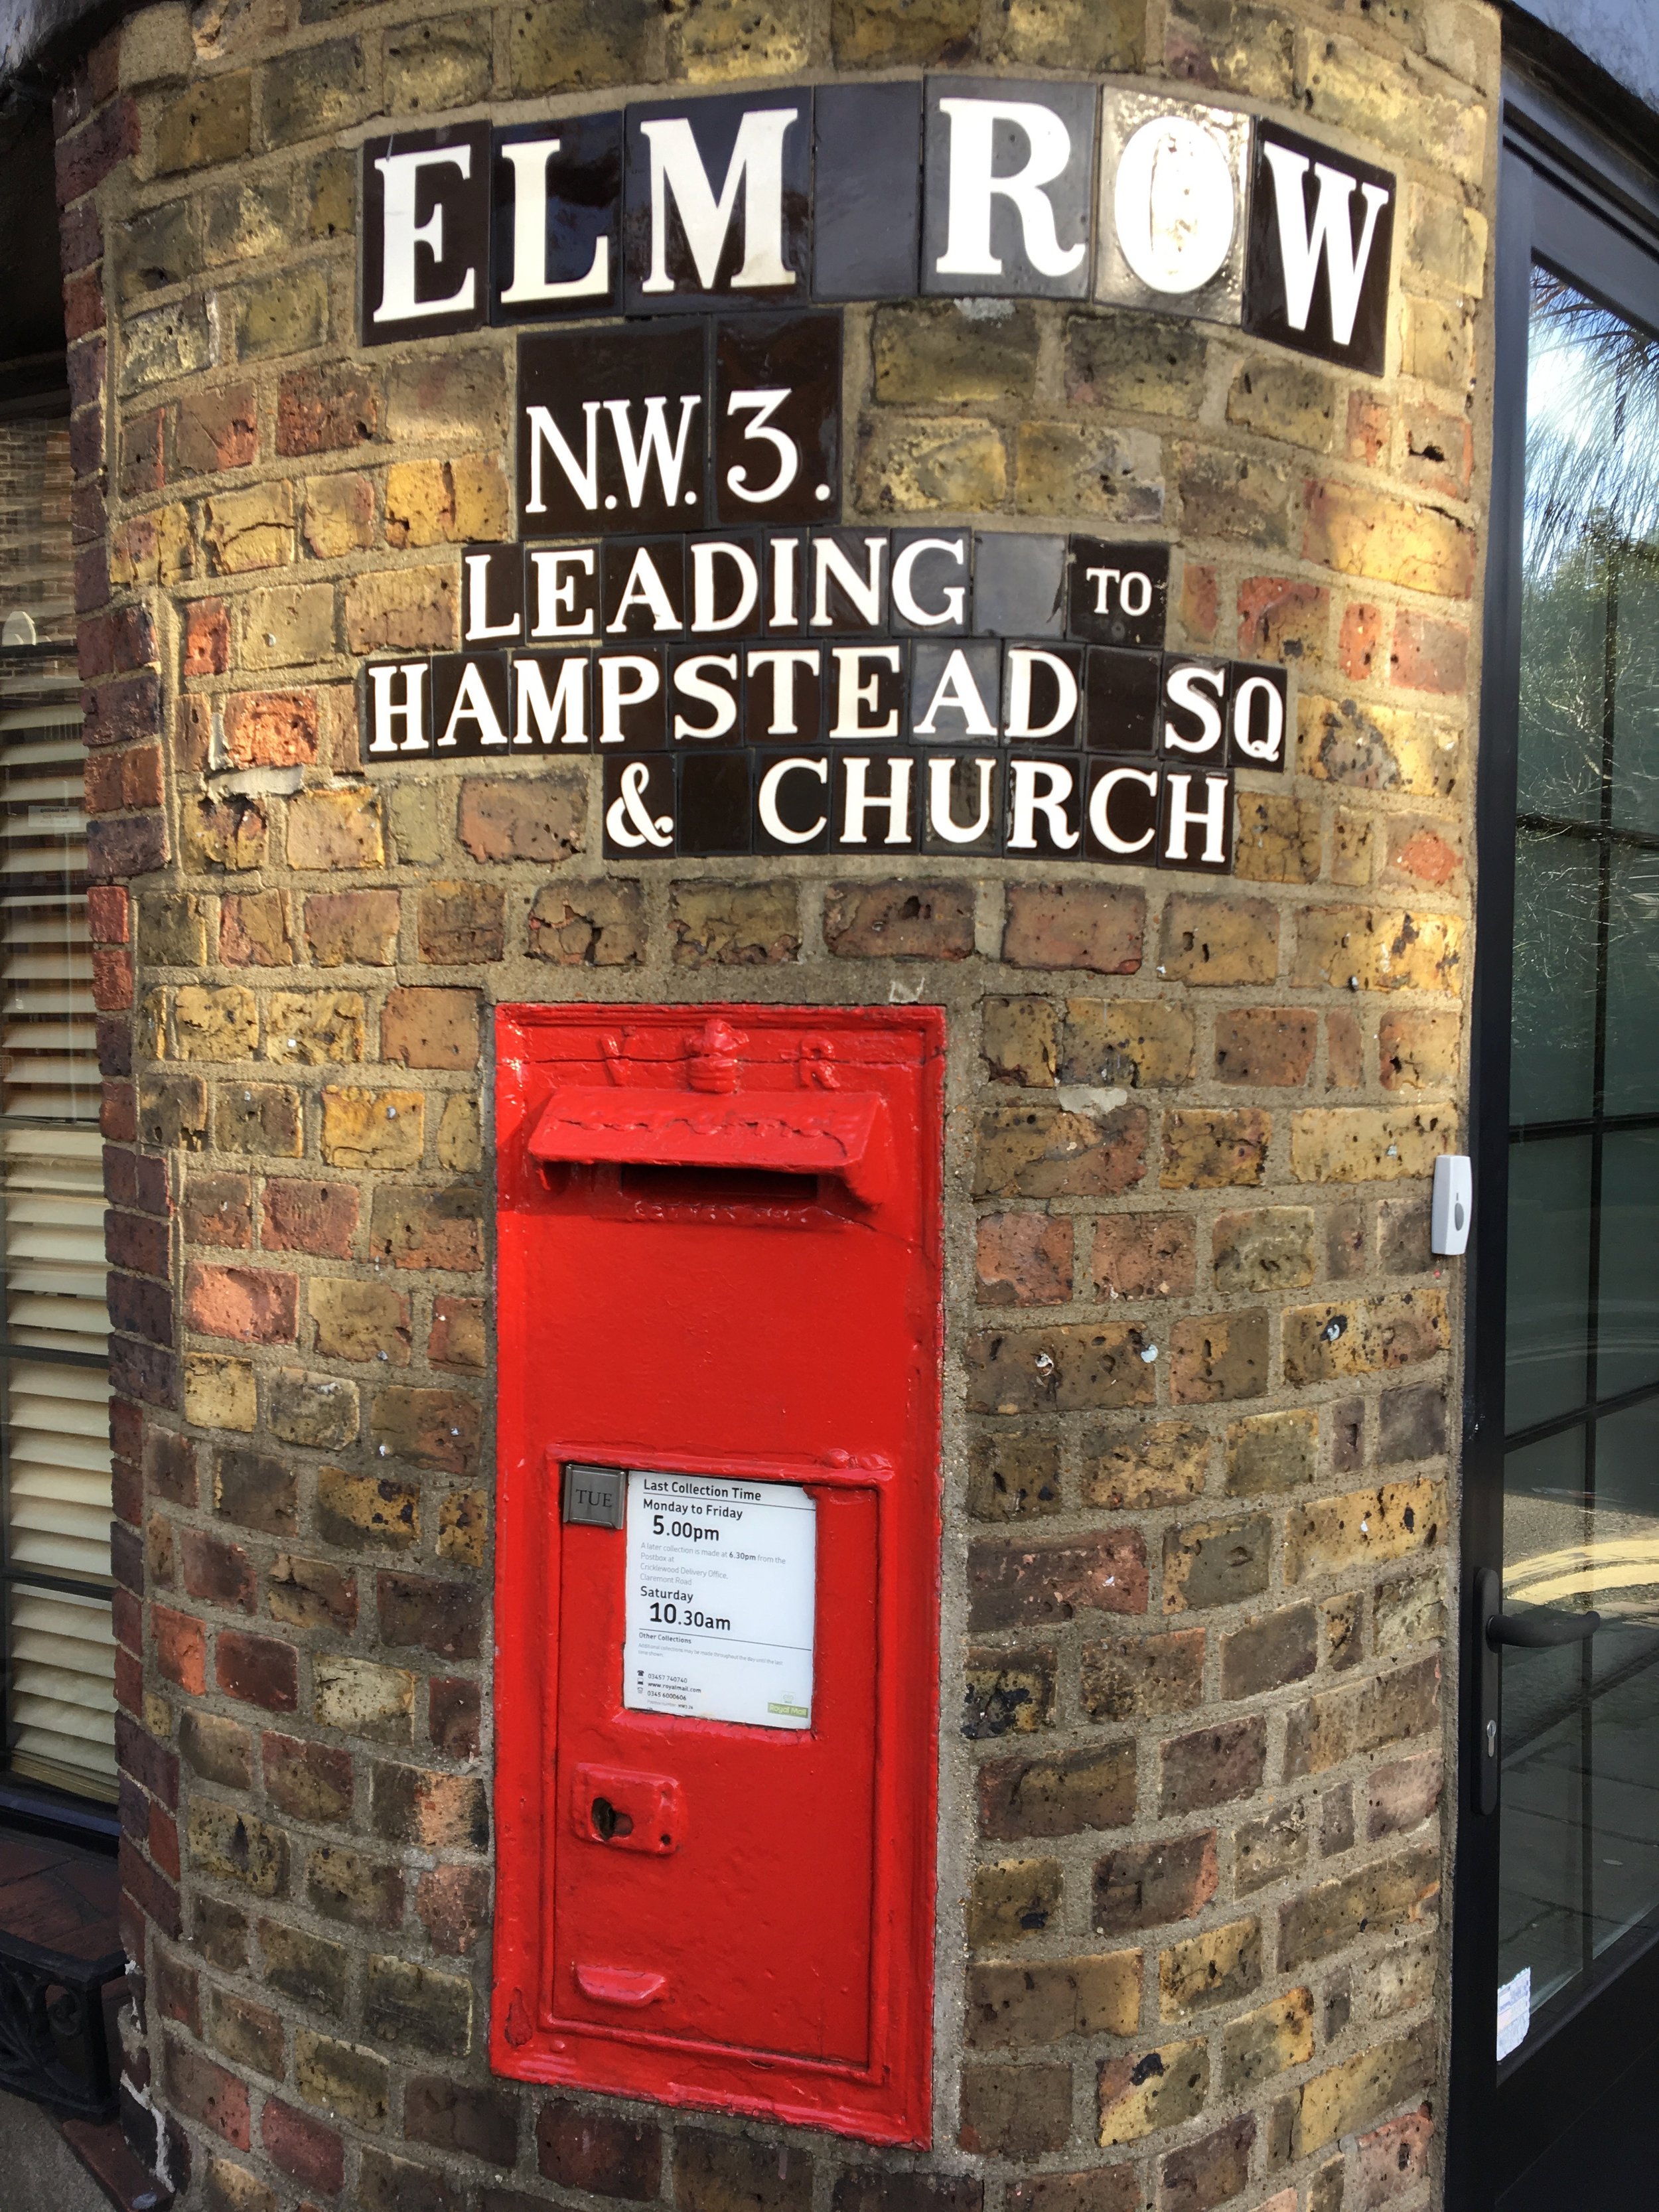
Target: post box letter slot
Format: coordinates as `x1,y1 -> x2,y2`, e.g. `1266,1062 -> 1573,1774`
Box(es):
526,1089 -> 895,1205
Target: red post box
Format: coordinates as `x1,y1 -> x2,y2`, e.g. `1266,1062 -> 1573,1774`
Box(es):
492,1004 -> 944,2145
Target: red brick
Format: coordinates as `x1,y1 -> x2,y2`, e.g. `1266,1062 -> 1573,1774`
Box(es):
968,1531 -> 1148,1631
82,669 -> 160,748
149,1803 -> 180,1883
538,2100 -> 662,2197
261,1179 -> 358,1258
154,1950 -> 200,2034
416,1864 -> 488,1954
975,1215 -> 1074,1307
1090,1215 -> 1196,1299
428,1297 -> 484,1371
93,947 -> 134,1009
381,987 -> 480,1070
263,1731 -> 354,1824
1159,1719 -> 1267,1815
1181,561 -> 1218,644
163,2034 -> 250,2149
1093,1832 -> 1219,1933
1237,577 -> 1328,665
56,98 -> 139,205
216,1631 -> 299,1712
59,198 -> 102,275
185,1264 -> 297,1344
182,1175 -> 253,1250
1346,390 -> 1390,465
184,600 -> 230,676
1352,2104 -> 1432,2206
113,1587 -> 141,1654
1214,1009 -> 1317,1087
406,2075 -> 519,2169
222,692 -> 318,771
262,2097 -> 344,2195
376,1572 -> 482,1660
1003,884 -> 1144,974
1338,603 -> 1382,682
122,1836 -> 182,1942
153,1603 -> 205,1693
277,364 -> 380,457
1161,2115 -> 1254,2212
179,1529 -> 254,1613
79,604 -> 157,680
429,1678 -> 480,1761
1390,610 -> 1468,696
88,886 -> 130,944
62,263 -> 102,340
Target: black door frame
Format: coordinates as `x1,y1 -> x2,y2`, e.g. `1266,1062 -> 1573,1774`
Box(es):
1448,69 -> 1659,2212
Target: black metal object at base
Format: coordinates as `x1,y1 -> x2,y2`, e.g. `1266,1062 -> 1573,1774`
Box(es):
0,1923 -> 123,2120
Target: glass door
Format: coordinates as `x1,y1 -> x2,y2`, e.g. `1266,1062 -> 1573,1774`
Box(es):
1500,257 -> 1659,2047
1454,94 -> 1659,2209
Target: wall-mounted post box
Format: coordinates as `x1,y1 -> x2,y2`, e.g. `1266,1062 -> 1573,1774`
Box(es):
492,1005 -> 944,2144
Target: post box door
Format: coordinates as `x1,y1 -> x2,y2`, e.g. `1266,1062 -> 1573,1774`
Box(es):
492,1006 -> 942,2146
553,1485 -> 879,2062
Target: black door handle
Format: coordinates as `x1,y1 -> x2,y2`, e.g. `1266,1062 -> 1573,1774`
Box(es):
1486,1606 -> 1601,1649
1475,1566 -> 1603,1814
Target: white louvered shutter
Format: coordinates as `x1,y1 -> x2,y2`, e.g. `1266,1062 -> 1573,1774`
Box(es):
0,417 -> 116,1803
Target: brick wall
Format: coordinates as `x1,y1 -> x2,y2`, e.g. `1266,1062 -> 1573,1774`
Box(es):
52,0 -> 1498,2205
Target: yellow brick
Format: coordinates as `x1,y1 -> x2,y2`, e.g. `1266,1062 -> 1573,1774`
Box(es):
1282,1291 -> 1447,1382
1287,1480 -> 1447,1582
1302,482 -> 1474,596
1299,698 -> 1463,800
1289,1107 -> 1459,1183
1098,2037 -> 1209,2144
184,1354 -> 257,1432
1293,905 -> 1463,993
172,985 -> 257,1061
319,1087 -> 425,1171
206,482 -> 295,574
853,415 -> 1007,512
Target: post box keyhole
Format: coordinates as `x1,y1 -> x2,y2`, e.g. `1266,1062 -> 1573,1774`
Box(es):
591,1796 -> 634,1842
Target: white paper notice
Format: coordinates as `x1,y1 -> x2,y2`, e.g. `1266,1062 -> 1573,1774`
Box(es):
1496,1966 -> 1531,2061
623,1472 -> 816,1730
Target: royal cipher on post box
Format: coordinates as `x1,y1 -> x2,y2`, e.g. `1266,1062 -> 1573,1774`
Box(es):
492,1005 -> 944,2144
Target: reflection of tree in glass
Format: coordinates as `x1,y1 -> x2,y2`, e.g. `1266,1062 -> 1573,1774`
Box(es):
1512,269 -> 1659,1108
1526,271 -> 1659,573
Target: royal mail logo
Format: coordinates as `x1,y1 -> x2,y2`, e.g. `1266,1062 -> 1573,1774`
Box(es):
359,79 -> 1395,374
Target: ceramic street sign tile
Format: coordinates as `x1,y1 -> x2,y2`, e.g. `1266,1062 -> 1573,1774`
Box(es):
812,81 -> 924,301
922,76 -> 1098,299
1095,91 -> 1250,325
713,313 -> 841,527
1243,120 -> 1396,374
623,91 -> 812,313
492,111 -> 623,322
361,121 -> 490,344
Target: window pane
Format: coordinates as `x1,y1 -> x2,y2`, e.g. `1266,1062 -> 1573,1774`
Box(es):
1597,1131 -> 1659,1400
1506,1134 -> 1593,1433
1508,826 -> 1599,1125
1500,1427 -> 1589,2015
1517,269 -> 1623,827
1603,842 -> 1659,1114
1611,552 -> 1659,834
